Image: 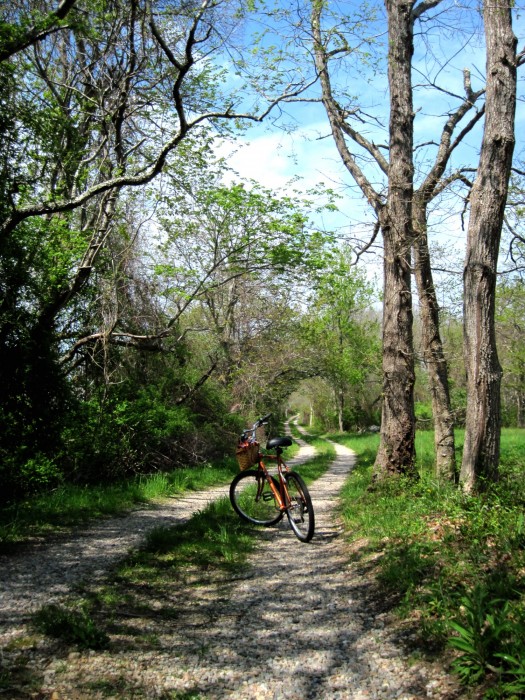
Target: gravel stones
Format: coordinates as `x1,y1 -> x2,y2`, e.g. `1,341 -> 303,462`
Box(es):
0,431 -> 465,699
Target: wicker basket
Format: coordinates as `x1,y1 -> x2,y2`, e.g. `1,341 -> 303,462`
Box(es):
236,441 -> 259,471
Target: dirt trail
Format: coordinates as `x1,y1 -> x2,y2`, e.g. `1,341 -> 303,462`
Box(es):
0,426 -> 315,629
1,429 -> 463,699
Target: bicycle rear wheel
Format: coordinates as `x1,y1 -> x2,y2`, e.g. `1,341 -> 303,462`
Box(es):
283,471 -> 315,542
229,470 -> 284,526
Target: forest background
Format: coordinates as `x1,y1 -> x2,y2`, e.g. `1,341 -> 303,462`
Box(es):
0,0 -> 524,501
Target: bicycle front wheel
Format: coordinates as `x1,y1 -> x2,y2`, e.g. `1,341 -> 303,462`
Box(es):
284,471 -> 315,542
229,470 -> 284,526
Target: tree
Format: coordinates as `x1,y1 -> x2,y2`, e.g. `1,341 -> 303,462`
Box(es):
460,0 -> 519,492
411,68 -> 485,481
300,252 -> 380,432
312,0 -> 419,477
150,164 -> 335,410
0,0 -> 314,348
0,0 -> 316,498
496,278 -> 525,427
503,162 -> 525,276
309,0 -> 508,480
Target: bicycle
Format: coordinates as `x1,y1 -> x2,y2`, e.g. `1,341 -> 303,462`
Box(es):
229,413 -> 315,542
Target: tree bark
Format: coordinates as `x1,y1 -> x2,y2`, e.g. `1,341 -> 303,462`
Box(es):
517,387 -> 525,428
461,0 -> 517,492
373,0 -> 416,477
336,388 -> 344,432
413,198 -> 456,481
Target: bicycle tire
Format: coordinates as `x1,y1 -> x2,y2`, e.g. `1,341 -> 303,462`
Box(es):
229,470 -> 284,526
283,471 -> 315,542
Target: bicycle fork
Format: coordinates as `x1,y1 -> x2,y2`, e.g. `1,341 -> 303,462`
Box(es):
256,469 -> 290,512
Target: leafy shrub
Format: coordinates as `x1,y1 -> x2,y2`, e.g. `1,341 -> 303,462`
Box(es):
449,587 -> 512,684
60,390 -> 197,482
448,585 -> 525,696
415,401 -> 433,427
19,455 -> 63,492
494,650 -> 525,696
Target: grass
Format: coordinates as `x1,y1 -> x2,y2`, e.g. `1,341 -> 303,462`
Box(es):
287,421 -> 336,482
22,432 -> 331,649
32,603 -> 110,650
21,421 -> 328,599
335,427 -> 525,698
0,459 -> 240,551
0,420 -> 303,551
117,496 -> 257,587
1,424 -> 333,699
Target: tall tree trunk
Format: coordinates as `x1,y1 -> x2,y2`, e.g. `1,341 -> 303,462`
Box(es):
461,0 -> 517,492
413,198 -> 456,481
312,0 -> 418,476
373,0 -> 416,477
336,388 -> 344,432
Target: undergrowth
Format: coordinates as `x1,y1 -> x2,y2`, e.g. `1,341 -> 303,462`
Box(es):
33,603 -> 110,650
335,429 -> 525,698
27,431 -> 330,655
0,459 -> 239,552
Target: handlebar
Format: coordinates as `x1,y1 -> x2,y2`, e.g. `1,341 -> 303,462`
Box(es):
255,413 -> 272,428
240,413 -> 272,442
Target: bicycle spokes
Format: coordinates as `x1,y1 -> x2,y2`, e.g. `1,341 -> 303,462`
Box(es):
229,470 -> 284,527
284,472 -> 315,542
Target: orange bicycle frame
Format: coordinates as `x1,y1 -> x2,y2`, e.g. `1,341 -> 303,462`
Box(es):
254,448 -> 291,511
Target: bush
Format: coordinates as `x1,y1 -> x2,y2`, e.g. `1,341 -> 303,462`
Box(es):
415,401 -> 433,427
448,585 -> 525,695
19,455 -> 63,492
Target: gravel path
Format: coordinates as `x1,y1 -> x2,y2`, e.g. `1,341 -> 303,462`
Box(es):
0,427 -> 315,630
0,429 -> 464,699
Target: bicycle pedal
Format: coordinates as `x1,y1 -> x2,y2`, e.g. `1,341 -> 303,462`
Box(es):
262,492 -> 274,502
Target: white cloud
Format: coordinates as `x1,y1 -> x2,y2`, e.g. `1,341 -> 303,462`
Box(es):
216,123 -> 348,191
214,121 -> 373,233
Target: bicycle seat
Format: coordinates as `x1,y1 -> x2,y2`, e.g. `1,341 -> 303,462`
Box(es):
266,436 -> 293,450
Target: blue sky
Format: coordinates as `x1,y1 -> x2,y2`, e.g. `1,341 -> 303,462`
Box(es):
213,0 -> 525,294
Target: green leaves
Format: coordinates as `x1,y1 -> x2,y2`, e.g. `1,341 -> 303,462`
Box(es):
448,587 -> 519,685
154,170 -> 338,310
300,252 -> 379,386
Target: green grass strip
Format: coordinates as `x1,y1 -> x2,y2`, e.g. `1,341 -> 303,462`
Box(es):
332,428 -> 525,697
0,459 -> 240,551
286,423 -> 336,483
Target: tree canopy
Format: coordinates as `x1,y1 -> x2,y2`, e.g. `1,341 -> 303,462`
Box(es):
0,0 -> 524,499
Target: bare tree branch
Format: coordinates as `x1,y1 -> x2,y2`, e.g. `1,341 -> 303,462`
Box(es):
175,357 -> 218,405
418,69 -> 484,203
1,4 -> 312,240
311,2 -> 384,216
